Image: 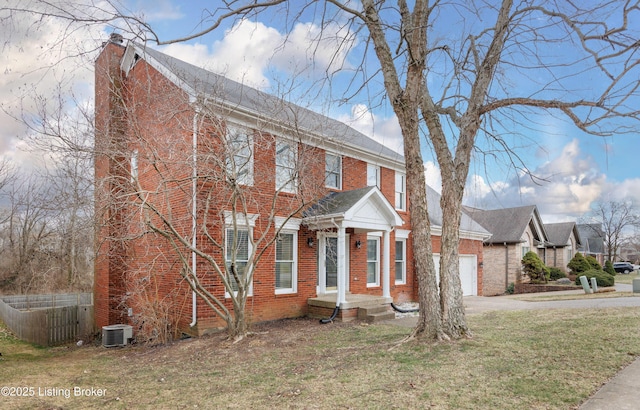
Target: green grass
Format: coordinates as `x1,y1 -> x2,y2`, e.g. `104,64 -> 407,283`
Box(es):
615,271 -> 640,285
1,309 -> 640,409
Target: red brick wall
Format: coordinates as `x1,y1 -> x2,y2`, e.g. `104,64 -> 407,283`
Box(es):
94,42 -> 484,336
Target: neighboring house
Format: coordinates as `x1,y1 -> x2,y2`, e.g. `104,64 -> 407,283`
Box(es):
94,35 -> 487,335
465,205 -> 548,296
543,222 -> 581,272
577,224 -> 606,265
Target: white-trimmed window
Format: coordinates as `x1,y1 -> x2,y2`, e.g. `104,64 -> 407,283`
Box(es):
275,217 -> 300,294
395,239 -> 406,284
226,126 -> 253,186
367,237 -> 380,287
395,172 -> 406,210
130,149 -> 138,182
325,153 -> 342,189
367,163 -> 380,187
521,233 -> 531,257
224,212 -> 257,296
276,140 -> 297,193
225,228 -> 250,293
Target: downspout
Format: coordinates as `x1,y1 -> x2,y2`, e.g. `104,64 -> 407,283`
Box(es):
504,242 -> 509,292
189,108 -> 199,328
320,218 -> 342,324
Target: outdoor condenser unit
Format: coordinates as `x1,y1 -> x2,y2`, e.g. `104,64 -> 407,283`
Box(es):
102,324 -> 133,347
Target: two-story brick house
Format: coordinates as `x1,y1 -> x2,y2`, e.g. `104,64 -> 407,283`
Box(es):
94,34 -> 486,336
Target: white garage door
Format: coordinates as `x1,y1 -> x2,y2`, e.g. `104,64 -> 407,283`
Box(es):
432,254 -> 478,296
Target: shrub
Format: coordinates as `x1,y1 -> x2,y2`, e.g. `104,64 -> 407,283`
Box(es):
585,255 -> 602,271
604,260 -> 616,276
574,269 -> 615,287
522,251 -> 549,283
506,282 -> 515,294
549,267 -> 566,281
567,252 -> 591,274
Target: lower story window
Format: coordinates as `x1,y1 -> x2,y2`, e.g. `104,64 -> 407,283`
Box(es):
276,232 -> 297,294
367,237 -> 380,287
395,239 -> 406,284
226,228 -> 250,294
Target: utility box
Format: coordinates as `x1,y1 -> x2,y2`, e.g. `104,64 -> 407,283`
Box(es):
633,278 -> 640,293
102,324 -> 133,347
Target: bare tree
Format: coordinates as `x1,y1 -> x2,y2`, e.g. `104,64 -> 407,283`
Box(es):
0,175 -> 56,293
4,1 -> 640,342
94,45 -> 329,341
582,201 -> 640,262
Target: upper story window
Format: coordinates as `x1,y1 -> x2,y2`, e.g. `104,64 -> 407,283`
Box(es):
325,153 -> 342,189
226,126 -> 253,186
367,163 -> 380,188
275,140 -> 297,193
395,172 -> 406,210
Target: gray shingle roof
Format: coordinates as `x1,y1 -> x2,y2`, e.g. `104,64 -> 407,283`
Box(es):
464,205 -> 545,244
426,186 -> 489,236
126,42 -> 403,164
577,224 -> 605,254
305,185 -> 489,236
303,186 -> 377,218
544,222 -> 580,247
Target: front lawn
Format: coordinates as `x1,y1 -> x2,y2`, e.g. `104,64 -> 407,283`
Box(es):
1,308 -> 639,409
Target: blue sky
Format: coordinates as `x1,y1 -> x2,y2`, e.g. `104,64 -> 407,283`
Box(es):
1,0 -> 639,224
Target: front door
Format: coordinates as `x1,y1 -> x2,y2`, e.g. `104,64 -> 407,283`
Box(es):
318,233 -> 349,294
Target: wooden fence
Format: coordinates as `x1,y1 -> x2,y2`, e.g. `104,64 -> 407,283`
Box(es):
0,293 -> 94,346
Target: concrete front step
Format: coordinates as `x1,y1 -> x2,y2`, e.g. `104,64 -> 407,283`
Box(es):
358,305 -> 395,323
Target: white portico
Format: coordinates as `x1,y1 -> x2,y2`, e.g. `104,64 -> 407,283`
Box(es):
303,186 -> 404,311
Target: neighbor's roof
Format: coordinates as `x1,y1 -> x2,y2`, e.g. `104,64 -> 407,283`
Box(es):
577,224 -> 605,255
544,222 -> 581,247
120,41 -> 404,167
426,186 -> 490,239
464,205 -> 547,244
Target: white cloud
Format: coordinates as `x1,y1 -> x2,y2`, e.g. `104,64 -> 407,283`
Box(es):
0,1 -> 109,162
159,19 -> 356,91
337,104 -> 404,154
468,139 -> 607,220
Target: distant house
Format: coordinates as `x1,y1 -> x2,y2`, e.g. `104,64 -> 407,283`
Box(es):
577,224 -> 606,265
465,205 -> 548,295
94,36 -> 487,335
543,222 -> 581,272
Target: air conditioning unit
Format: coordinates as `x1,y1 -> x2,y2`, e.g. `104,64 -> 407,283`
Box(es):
102,324 -> 133,347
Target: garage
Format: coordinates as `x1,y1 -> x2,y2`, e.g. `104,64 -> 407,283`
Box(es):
432,254 -> 478,296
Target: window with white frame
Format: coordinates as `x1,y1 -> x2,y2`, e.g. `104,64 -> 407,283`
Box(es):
225,228 -> 250,293
276,232 -> 297,293
521,233 -> 531,257
226,126 -> 253,186
367,237 -> 380,286
275,140 -> 297,193
130,149 -> 138,182
565,240 -> 573,265
395,172 -> 406,210
325,153 -> 342,189
224,212 -> 257,296
367,163 -> 380,187
395,239 -> 406,284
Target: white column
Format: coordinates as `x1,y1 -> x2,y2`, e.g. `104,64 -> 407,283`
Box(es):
382,229 -> 391,298
337,224 -> 347,306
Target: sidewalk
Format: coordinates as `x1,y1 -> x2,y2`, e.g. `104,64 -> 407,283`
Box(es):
579,358 -> 640,410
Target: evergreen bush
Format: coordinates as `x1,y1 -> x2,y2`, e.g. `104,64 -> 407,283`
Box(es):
574,269 -> 615,287
567,252 -> 591,274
